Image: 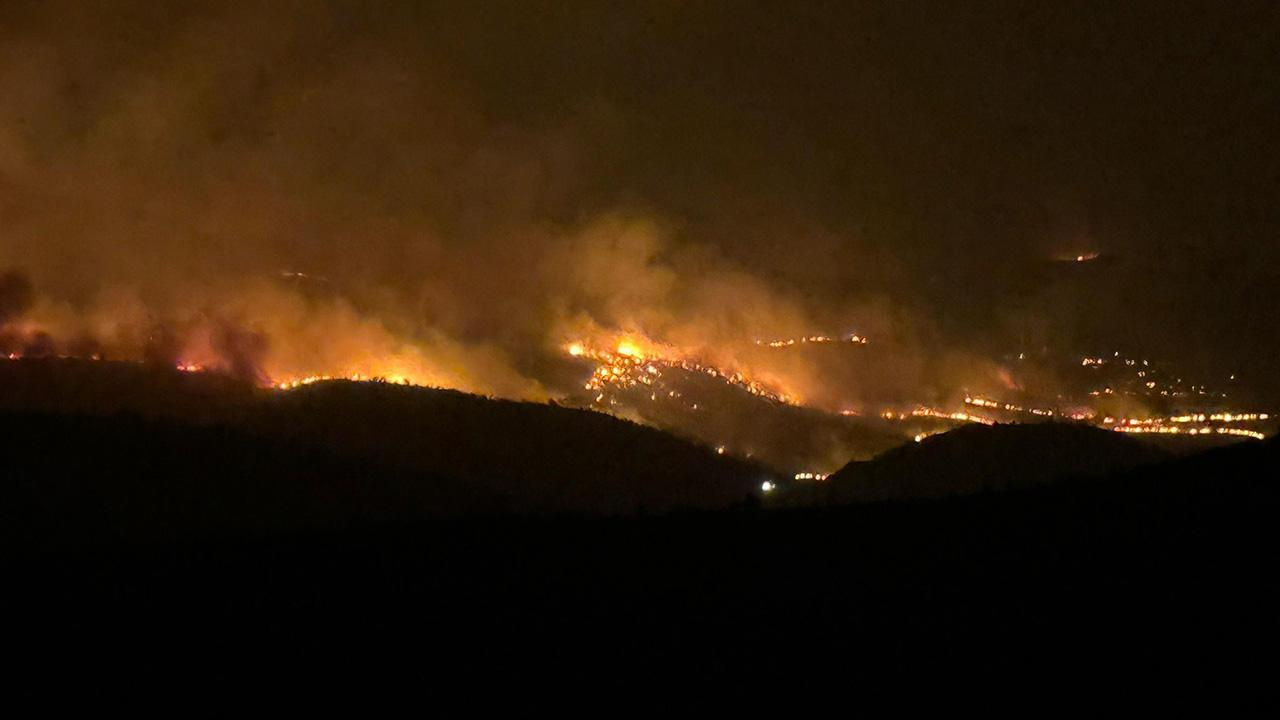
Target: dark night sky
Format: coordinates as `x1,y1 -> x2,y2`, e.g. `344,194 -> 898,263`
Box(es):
1,1 -> 1277,402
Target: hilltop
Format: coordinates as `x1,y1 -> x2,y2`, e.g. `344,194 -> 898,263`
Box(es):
0,359 -> 773,539
7,412 -> 1279,692
809,422 -> 1171,504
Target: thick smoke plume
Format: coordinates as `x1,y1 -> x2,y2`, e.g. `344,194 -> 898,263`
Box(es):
0,1 -> 990,409
5,2 -> 1265,411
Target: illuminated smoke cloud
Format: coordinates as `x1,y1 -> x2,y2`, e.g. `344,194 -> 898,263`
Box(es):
0,2 -> 1271,422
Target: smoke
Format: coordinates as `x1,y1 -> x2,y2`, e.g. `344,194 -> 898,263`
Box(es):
0,2 -> 1075,412
0,271 -> 34,324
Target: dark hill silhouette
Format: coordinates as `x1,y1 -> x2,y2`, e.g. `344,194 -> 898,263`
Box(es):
0,359 -> 773,523
253,381 -> 772,514
0,357 -> 258,420
2,359 -> 1278,692
1,356 -> 908,476
0,411 -> 485,549
814,422 -> 1171,503
6,421 -> 1279,694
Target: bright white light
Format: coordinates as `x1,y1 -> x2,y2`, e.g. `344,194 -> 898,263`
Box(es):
760,481 -> 775,493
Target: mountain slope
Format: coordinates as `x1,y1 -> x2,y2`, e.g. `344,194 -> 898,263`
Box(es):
814,422 -> 1171,503
0,359 -> 772,525
255,380 -> 772,514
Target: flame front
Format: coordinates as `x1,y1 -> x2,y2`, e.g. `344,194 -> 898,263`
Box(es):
565,335 -> 796,406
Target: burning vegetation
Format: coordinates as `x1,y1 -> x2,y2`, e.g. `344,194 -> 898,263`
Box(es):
568,338 -> 794,406
0,1 -> 1275,490
1,259 -> 1273,478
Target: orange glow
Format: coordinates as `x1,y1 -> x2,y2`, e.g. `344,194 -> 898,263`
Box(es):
0,333 -> 1269,446
756,332 -> 868,348
1113,425 -> 1265,441
564,338 -> 795,406
615,339 -> 644,358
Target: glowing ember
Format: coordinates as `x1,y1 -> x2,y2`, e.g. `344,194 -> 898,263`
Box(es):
756,333 -> 868,348
1113,426 -> 1266,441
909,407 -> 996,425
875,393 -> 1272,444
566,340 -> 794,406
272,373 -> 418,390
0,333 -> 1270,447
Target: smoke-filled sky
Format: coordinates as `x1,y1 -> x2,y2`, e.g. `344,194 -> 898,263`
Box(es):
1,1 -> 1278,404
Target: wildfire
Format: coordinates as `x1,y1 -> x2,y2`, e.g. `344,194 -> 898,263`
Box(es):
1113,426 -> 1266,441
0,346 -> 437,395
2,325 -> 1271,449
880,393 -> 1272,443
756,333 -> 868,348
964,395 -> 1074,419
1056,251 -> 1101,263
908,406 -> 996,425
1103,412 -> 1269,425
614,339 -> 645,358
566,338 -> 794,406
271,372 -> 424,390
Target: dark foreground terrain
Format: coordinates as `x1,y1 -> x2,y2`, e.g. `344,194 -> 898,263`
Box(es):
0,359 -> 773,516
6,444 -> 1279,700
2,366 -> 1278,701
818,422 -> 1172,502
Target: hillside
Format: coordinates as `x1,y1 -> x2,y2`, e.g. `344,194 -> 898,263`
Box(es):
253,381 -> 772,514
0,359 -> 773,524
811,422 -> 1172,504
7,421 -> 1279,692
2,358 -> 1277,690
0,411 -> 471,548
564,356 -> 908,471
